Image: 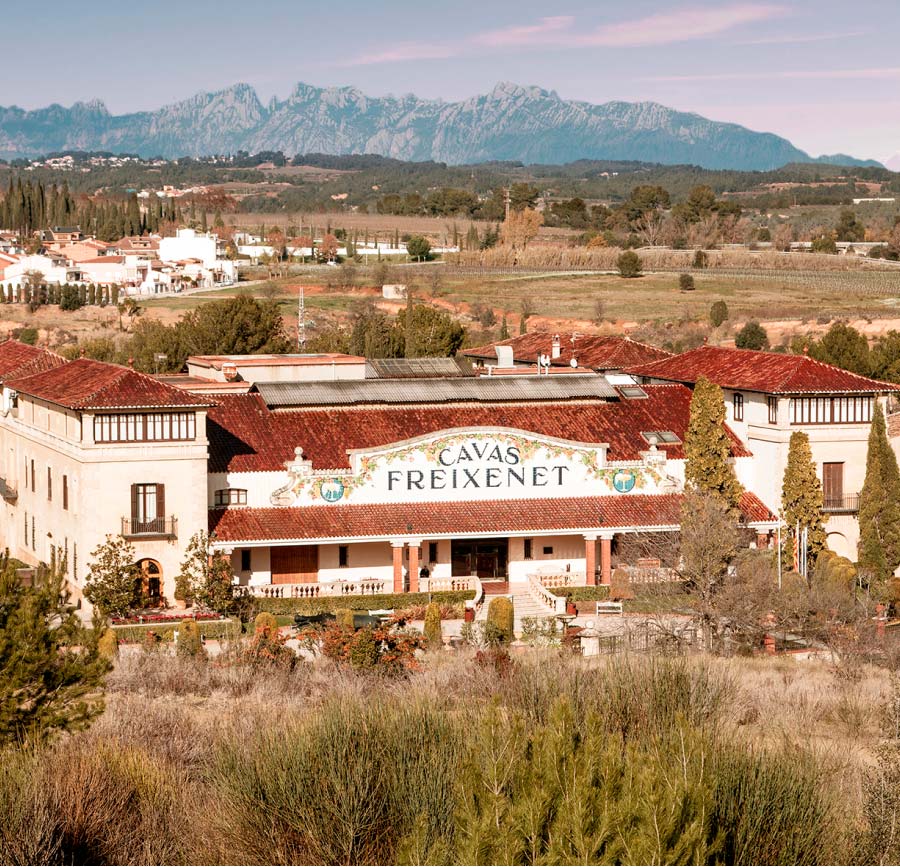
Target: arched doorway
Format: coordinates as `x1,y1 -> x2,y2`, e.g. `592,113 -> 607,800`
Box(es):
826,532 -> 851,561
135,558 -> 163,607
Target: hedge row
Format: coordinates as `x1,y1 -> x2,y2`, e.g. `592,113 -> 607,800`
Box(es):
548,586 -> 611,601
254,589 -> 475,616
112,618 -> 242,644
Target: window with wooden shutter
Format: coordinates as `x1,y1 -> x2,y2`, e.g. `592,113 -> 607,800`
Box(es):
47,467 -> 52,502
63,475 -> 68,511
156,484 -> 165,519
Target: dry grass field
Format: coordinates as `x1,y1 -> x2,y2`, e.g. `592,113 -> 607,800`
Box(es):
1,649 -> 895,864
4,252 -> 900,353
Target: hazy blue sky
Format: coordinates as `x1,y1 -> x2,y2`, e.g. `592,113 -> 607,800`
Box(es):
9,0 -> 900,161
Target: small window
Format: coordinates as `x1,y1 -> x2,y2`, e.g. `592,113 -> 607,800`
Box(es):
768,396 -> 778,424
214,488 -> 248,507
30,459 -> 34,492
63,475 -> 68,511
47,467 -> 52,502
240,549 -> 251,572
617,385 -> 648,399
543,545 -> 554,556
428,542 -> 438,564
338,545 -> 349,568
733,392 -> 744,421
641,430 -> 681,445
524,538 -> 533,560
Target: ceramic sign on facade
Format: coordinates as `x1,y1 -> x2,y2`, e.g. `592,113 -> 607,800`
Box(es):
273,428 -> 675,506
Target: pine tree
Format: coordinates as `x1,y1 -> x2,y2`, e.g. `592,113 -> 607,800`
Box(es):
0,553 -> 109,743
781,431 -> 827,565
684,376 -> 743,508
859,405 -> 900,583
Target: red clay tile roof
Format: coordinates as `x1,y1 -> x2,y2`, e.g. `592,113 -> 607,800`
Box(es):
209,491 -> 775,542
6,358 -> 215,410
626,345 -> 900,394
463,332 -> 672,370
0,339 -> 67,382
207,384 -> 751,474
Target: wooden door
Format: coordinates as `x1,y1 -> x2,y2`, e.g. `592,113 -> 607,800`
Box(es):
271,545 -> 319,583
822,463 -> 844,508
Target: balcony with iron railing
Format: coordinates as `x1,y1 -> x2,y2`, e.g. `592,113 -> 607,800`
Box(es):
823,494 -> 860,515
0,477 -> 17,502
121,516 -> 177,539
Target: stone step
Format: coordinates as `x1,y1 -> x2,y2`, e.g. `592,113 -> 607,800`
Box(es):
478,586 -> 556,629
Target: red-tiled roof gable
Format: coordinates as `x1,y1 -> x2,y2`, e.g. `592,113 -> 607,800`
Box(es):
207,385 -> 750,474
209,491 -> 775,542
463,332 -> 672,370
6,358 -> 215,410
0,339 -> 66,382
627,345 -> 900,394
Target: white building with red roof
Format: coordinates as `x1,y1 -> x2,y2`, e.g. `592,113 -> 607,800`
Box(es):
0,346 -> 213,608
627,344 -> 900,559
0,341 -> 782,611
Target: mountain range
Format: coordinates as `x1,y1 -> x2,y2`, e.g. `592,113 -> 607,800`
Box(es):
0,81 -> 882,171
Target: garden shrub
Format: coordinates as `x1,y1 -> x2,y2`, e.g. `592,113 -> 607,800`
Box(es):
423,602 -> 442,650
97,628 -> 119,660
334,608 -> 355,630
487,597 -> 514,643
176,619 -> 203,658
243,623 -> 295,669
253,611 -> 279,634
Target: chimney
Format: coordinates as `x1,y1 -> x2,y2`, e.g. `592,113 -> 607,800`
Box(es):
551,334 -> 561,359
222,361 -> 238,381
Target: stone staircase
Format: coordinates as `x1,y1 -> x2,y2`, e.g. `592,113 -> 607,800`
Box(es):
477,582 -> 556,634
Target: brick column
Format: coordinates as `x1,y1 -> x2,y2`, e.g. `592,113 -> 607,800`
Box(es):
391,542 -> 405,593
408,542 -> 420,594
600,535 -> 613,586
584,534 -> 597,586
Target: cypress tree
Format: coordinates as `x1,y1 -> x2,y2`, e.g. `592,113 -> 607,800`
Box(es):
858,405 -> 900,583
781,431 -> 827,566
683,376 -> 743,508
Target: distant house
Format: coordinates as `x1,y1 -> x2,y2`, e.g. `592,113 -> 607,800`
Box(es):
47,226 -> 83,243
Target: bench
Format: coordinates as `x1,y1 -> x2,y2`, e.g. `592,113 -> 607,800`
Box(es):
596,601 -> 624,616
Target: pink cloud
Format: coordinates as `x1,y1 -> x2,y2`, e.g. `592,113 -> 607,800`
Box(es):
346,42 -> 459,66
341,4 -> 787,66
475,16 -> 574,48
576,4 -> 787,48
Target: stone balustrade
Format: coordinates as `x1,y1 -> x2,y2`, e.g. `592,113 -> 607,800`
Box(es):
425,576 -> 474,593
235,579 -> 388,599
536,572 -> 587,589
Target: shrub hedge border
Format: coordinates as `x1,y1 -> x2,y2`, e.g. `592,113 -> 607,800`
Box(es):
112,618 -> 241,644
548,586 -> 611,601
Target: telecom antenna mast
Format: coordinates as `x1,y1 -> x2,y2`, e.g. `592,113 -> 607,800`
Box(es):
297,284 -> 306,350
